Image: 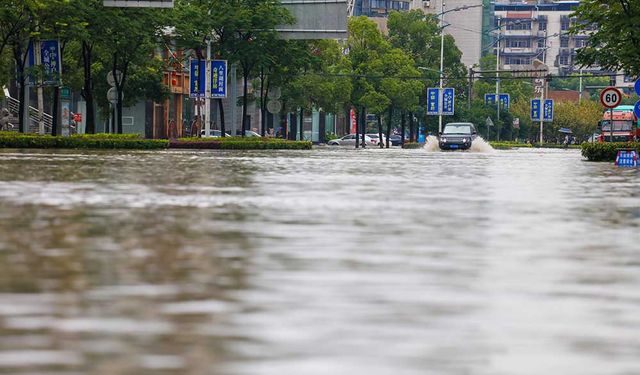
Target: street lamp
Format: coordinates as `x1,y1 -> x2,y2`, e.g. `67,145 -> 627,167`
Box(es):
435,2 -> 483,134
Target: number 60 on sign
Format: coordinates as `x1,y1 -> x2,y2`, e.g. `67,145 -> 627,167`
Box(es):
600,87 -> 622,109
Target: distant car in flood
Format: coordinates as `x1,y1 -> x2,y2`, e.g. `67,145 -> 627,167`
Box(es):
327,134 -> 376,146
365,133 -> 388,146
201,130 -> 230,138
438,122 -> 478,150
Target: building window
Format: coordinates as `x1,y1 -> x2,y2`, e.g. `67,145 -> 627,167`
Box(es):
561,16 -> 570,31
507,21 -> 532,30
537,38 -> 545,48
506,56 -> 530,65
506,39 -> 531,48
538,20 -> 547,31
559,55 -> 570,65
574,39 -> 587,48
560,38 -> 569,48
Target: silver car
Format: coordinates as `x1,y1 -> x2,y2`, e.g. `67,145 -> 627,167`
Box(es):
327,134 -> 376,146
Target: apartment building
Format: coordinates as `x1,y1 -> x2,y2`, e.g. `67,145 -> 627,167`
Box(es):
493,1 -> 597,75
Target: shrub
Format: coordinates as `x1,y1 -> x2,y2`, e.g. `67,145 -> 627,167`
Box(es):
402,142 -> 423,149
581,142 -> 640,161
0,133 -> 167,149
489,142 -> 533,149
170,137 -> 312,150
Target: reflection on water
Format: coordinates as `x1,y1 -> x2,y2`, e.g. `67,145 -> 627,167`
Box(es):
0,148 -> 639,375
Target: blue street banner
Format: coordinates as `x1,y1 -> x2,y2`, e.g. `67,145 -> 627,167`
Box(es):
531,99 -> 541,121
210,60 -> 227,98
499,93 -> 510,109
26,40 -> 62,86
615,149 -> 638,167
442,88 -> 455,115
543,99 -> 554,122
633,100 -> 640,119
635,78 -> 640,97
190,59 -> 206,98
427,88 -> 439,115
40,40 -> 61,85
484,93 -> 496,105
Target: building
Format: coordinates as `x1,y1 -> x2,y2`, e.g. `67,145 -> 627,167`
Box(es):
412,0 -> 486,68
493,1 -> 599,75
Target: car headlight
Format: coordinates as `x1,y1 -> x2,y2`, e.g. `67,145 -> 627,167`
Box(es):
441,138 -> 447,143
462,138 -> 467,143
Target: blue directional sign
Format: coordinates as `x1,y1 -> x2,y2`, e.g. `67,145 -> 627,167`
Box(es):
499,93 -> 510,109
427,88 -> 439,115
634,100 -> 640,119
635,78 -> 640,97
442,88 -> 455,115
543,99 -> 554,122
210,60 -> 227,98
190,59 -> 206,98
615,149 -> 638,167
485,93 -> 496,105
531,99 -> 541,121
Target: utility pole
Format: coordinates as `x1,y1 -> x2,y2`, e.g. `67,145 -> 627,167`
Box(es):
204,39 -> 211,137
438,0 -> 445,134
468,67 -> 473,110
495,20 -> 501,141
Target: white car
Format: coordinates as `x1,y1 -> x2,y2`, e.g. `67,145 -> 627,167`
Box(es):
201,130 -> 230,138
327,134 -> 376,146
365,133 -> 388,146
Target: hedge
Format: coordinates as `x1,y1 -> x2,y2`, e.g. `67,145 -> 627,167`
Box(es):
489,141 -> 533,149
402,142 -> 423,149
171,137 -> 312,150
581,142 -> 640,162
0,133 -> 168,149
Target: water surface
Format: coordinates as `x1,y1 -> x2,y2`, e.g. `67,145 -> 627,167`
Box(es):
0,147 -> 638,375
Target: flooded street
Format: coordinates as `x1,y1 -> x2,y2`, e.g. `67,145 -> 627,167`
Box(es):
0,147 -> 639,375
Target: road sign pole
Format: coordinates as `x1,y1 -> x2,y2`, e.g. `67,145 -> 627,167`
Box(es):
205,39 -> 212,136
610,107 -> 613,142
539,80 -> 544,144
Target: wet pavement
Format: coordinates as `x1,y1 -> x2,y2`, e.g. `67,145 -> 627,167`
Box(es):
0,147 -> 638,375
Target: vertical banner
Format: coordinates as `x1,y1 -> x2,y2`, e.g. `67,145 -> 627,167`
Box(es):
189,59 -> 205,98
40,40 -> 62,85
350,108 -> 357,134
427,88 -> 440,115
61,100 -> 71,137
210,60 -> 227,98
530,99 -> 541,121
442,88 -> 455,115
543,99 -> 554,122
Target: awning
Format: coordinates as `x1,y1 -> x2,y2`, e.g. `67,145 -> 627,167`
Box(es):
559,128 -> 573,134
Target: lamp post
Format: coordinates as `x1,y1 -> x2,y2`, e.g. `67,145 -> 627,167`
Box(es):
435,2 -> 483,133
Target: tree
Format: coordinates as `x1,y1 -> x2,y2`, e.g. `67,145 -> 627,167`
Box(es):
571,1 -> 640,76
550,100 -> 602,142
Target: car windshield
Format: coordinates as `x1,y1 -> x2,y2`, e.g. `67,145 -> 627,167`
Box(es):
601,120 -> 633,132
443,125 -> 472,135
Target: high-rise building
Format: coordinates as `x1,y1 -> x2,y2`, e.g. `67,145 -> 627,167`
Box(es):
412,0 -> 485,68
493,1 -> 598,75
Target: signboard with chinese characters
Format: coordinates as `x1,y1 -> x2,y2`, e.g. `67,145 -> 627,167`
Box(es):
484,93 -> 510,109
103,0 -> 173,7
189,59 -> 205,98
531,99 -> 541,121
210,60 -> 227,98
531,99 -> 553,122
27,40 -> 62,86
442,88 -> 455,115
427,88 -> 439,115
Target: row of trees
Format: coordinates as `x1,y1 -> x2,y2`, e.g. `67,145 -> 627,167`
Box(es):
0,0 -> 617,142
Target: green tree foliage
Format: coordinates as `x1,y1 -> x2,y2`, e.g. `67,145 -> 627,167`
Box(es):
571,1 -> 640,76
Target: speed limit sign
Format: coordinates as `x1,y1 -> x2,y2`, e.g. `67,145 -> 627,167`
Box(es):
600,87 -> 622,108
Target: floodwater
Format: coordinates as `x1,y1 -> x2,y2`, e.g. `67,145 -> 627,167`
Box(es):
0,146 -> 638,375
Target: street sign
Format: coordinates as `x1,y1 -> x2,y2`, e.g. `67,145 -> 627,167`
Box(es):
189,59 -> 206,98
427,88 -> 439,115
531,99 -> 541,121
210,60 -> 227,98
40,40 -> 62,85
484,93 -> 496,105
499,94 -> 510,109
106,87 -> 123,104
60,87 -> 71,100
635,78 -> 640,97
485,117 -> 494,127
615,149 -> 638,167
267,100 -> 282,114
634,100 -> 640,119
543,99 -> 554,122
268,87 -> 282,100
107,70 -> 122,87
513,117 -> 520,129
442,88 -> 455,115
600,87 -> 622,109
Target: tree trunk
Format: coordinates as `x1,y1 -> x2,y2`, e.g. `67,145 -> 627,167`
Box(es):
386,106 -> 393,148
401,111 -> 406,147
241,68 -> 248,137
52,87 -> 60,136
13,44 -> 27,133
299,107 -> 304,141
377,114 -> 384,148
409,111 -> 414,142
82,42 -> 95,134
319,111 -> 326,143
218,99 -> 226,137
289,113 -> 297,141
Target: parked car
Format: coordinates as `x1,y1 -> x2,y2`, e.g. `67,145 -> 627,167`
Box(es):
365,133 -> 388,146
201,130 -> 231,138
327,134 -> 376,146
234,130 -> 262,137
389,134 -> 403,146
438,122 -> 478,150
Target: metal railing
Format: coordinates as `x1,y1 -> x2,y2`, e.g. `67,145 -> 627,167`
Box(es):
4,96 -> 53,133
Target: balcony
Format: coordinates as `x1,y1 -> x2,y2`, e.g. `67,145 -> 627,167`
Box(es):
503,29 -> 535,37
501,47 -> 538,55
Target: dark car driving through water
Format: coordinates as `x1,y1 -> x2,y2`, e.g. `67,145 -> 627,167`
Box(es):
438,122 -> 478,150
